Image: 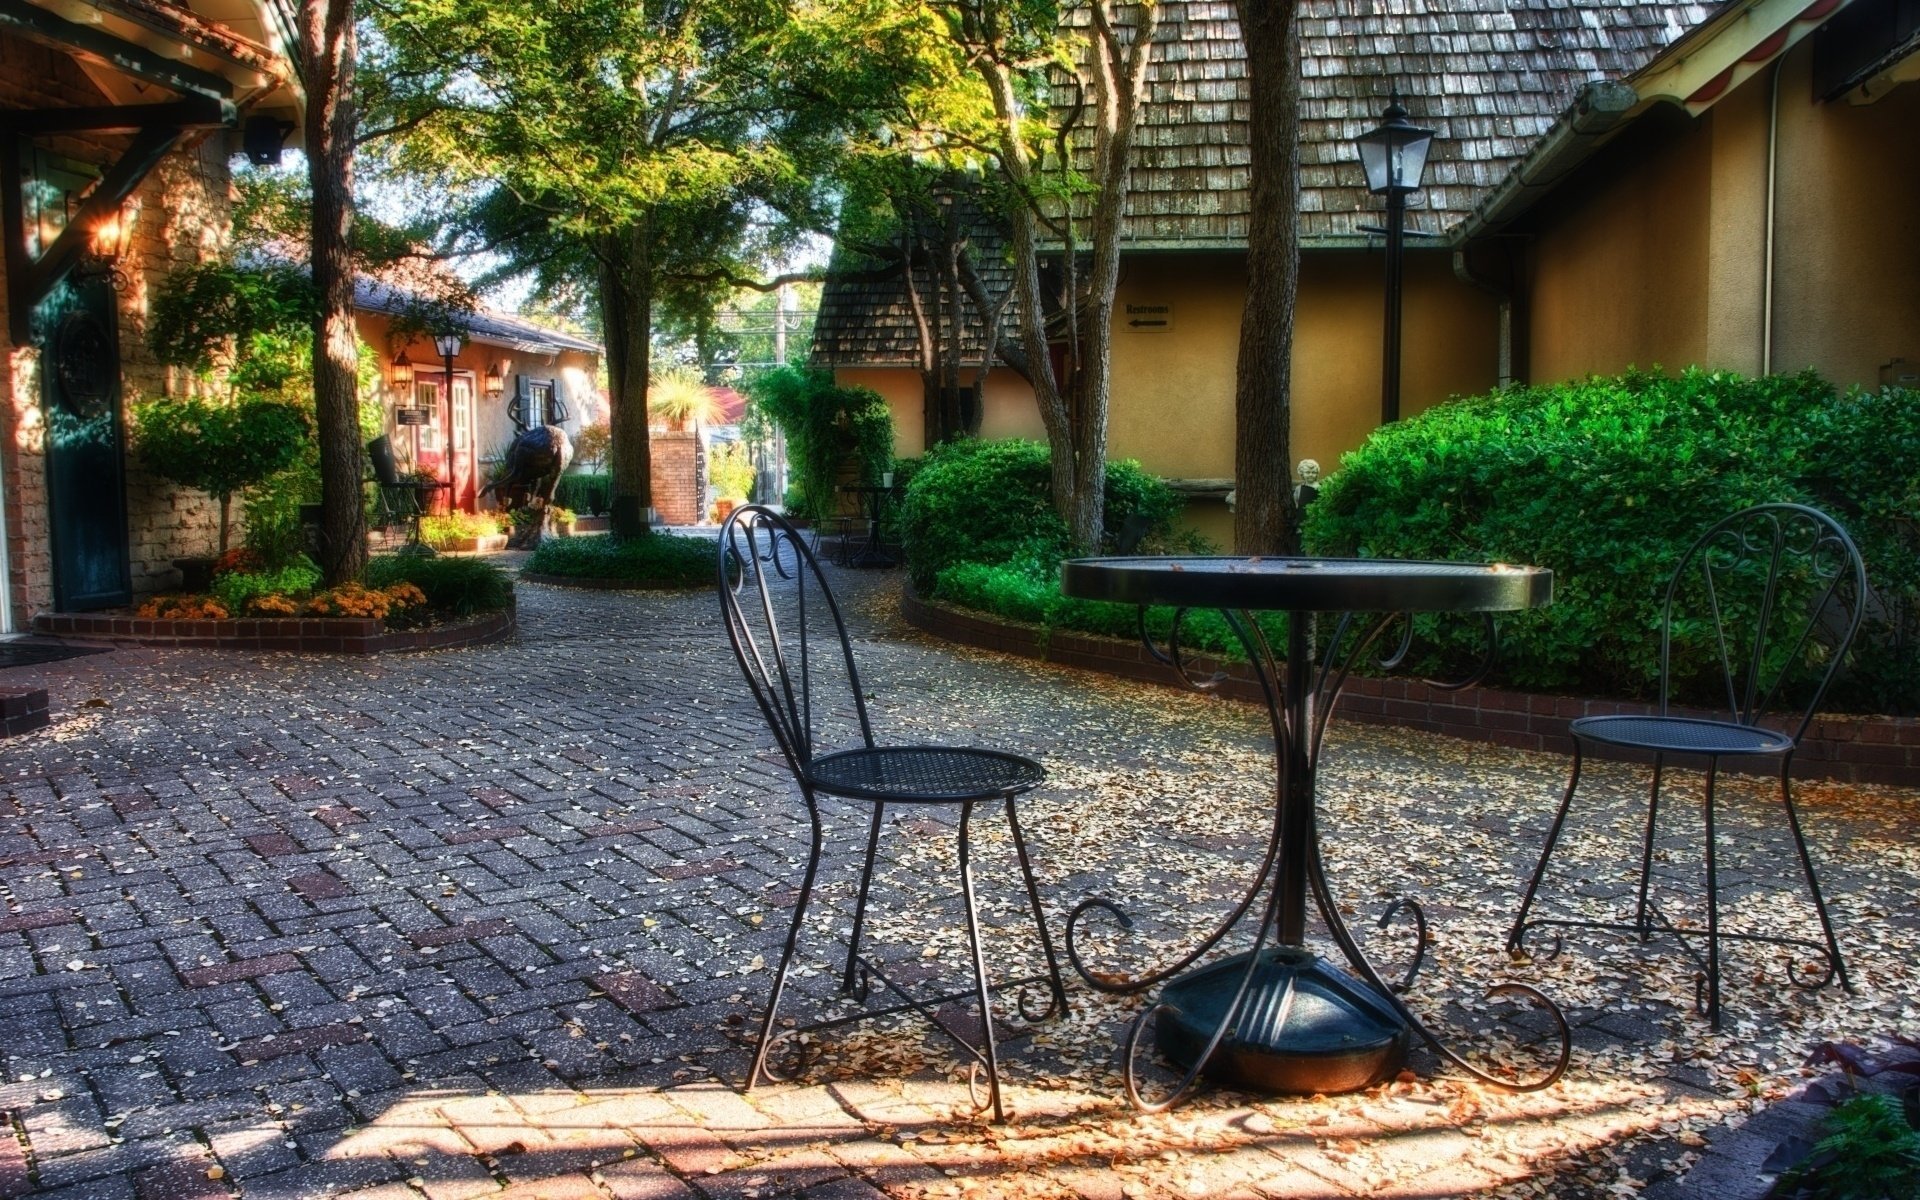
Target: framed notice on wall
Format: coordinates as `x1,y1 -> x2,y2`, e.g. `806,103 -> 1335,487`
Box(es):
396,407 -> 431,426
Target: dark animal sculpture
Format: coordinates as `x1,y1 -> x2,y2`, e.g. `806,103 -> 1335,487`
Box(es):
482,424 -> 572,549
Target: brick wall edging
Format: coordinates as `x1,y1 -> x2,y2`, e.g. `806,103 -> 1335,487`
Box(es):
899,587 -> 1920,788
519,572 -> 706,592
0,686 -> 50,739
29,605 -> 516,655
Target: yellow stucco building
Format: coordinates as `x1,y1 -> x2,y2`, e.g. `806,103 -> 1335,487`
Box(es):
813,0 -> 1920,548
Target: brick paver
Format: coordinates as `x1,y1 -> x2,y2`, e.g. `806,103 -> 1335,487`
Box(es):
1,563 -> 1916,1199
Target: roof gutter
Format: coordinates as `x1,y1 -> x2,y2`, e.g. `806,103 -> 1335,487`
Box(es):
1449,81 -> 1640,246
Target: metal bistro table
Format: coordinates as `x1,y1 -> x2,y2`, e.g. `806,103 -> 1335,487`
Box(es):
838,484 -> 898,569
1058,555 -> 1572,1111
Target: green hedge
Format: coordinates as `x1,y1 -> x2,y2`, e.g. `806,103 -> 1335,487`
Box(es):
554,472 -> 610,516
521,532 -> 713,588
1301,368 -> 1920,712
899,439 -> 1187,593
363,554 -> 515,617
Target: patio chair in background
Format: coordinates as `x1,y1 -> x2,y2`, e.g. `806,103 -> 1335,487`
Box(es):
1507,502 -> 1867,1028
716,504 -> 1069,1121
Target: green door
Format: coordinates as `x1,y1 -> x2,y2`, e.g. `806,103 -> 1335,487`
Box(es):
36,276 -> 130,611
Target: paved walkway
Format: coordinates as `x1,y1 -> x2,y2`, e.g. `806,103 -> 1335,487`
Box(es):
1,565 -> 1916,1199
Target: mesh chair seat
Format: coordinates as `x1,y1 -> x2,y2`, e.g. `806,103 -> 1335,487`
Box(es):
806,746 -> 1046,803
1571,714 -> 1793,757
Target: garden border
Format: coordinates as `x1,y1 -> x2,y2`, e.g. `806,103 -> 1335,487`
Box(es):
899,587 -> 1920,787
29,604 -> 516,655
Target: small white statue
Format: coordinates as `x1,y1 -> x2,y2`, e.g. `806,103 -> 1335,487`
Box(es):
1293,458 -> 1321,511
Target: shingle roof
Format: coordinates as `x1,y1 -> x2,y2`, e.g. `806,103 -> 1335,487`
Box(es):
355,278 -> 602,357
810,187 -> 1016,369
1133,0 -> 1718,245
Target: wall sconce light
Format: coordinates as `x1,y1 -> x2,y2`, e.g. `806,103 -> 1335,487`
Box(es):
73,208 -> 131,290
484,362 -> 505,400
389,350 -> 415,391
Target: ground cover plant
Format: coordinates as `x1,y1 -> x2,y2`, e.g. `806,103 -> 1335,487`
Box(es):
137,552 -> 511,628
520,532 -> 714,589
1302,369 -> 1920,712
419,510 -> 507,550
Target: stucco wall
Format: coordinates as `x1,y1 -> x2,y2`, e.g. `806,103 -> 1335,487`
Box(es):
0,31 -> 232,626
1521,110 -> 1714,384
1768,44 -> 1920,385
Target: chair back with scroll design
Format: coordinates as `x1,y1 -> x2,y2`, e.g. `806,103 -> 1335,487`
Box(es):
1657,503 -> 1866,742
718,505 -> 877,780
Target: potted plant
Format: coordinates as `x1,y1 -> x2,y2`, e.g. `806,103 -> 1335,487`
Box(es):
647,370 -> 725,431
550,506 -> 577,536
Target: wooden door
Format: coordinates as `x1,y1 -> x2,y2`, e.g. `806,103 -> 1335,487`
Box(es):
38,277 -> 129,610
452,377 -> 475,511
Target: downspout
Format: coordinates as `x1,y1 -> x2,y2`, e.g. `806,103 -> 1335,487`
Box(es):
1452,244 -> 1516,386
1763,58 -> 1783,374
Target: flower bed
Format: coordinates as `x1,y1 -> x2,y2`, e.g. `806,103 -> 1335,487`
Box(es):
31,604 -> 514,654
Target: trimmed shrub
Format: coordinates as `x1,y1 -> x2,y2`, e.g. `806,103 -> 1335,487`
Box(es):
363,554 -> 514,616
1301,368 -> 1920,711
899,438 -> 1185,593
521,532 -> 713,588
554,472 -> 610,516
212,560 -> 323,614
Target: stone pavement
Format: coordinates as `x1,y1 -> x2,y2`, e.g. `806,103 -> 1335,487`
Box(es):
1,562 -> 1916,1200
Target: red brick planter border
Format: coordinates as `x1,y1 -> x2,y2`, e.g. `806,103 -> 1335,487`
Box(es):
900,587 -> 1920,788
29,604 -> 516,655
0,686 -> 50,738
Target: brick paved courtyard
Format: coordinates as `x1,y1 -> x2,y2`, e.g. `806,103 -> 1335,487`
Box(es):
2,566 -> 1916,1199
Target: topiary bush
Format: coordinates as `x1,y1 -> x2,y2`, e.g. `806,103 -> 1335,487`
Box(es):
554,472 -> 610,516
898,438 -> 1186,594
1301,368 -> 1920,711
520,533 -> 714,588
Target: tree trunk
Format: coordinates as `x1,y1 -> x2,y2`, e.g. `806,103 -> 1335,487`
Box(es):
1232,0 -> 1303,555
599,220 -> 654,538
302,0 -> 366,584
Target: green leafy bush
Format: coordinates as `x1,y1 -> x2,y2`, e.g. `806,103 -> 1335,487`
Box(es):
554,472 -> 610,516
130,397 -> 310,553
419,511 -> 506,549
1772,1093 -> 1920,1200
212,560 -> 323,614
750,367 -> 892,519
1301,368 -> 1920,711
898,438 -> 1185,593
363,554 -> 514,616
708,441 -> 755,501
521,533 -> 713,588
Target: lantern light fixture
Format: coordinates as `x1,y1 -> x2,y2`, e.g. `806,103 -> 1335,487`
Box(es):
389,350 -> 415,391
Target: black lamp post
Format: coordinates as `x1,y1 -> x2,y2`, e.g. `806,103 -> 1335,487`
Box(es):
1355,93 -> 1434,426
433,332 -> 463,505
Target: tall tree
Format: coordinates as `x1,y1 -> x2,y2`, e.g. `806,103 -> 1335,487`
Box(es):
1232,0 -> 1304,553
300,0 -> 366,583
942,0 -> 1162,551
364,0 -> 825,537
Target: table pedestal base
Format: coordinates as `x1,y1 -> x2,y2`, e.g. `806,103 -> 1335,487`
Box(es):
1156,946 -> 1409,1095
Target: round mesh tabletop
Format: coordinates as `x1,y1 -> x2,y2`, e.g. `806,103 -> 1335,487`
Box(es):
805,746 -> 1046,802
1572,714 -> 1793,756
1060,556 -> 1551,613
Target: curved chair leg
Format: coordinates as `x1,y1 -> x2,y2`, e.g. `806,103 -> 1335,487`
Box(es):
749,803 -> 825,1091
1508,743 -> 1586,952
1633,754 -> 1667,938
1702,761 -> 1722,1029
842,803 -> 886,994
1005,796 -> 1068,1018
957,801 -> 1005,1122
1778,763 -> 1851,993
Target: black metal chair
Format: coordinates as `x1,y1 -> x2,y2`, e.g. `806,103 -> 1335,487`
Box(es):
716,504 -> 1068,1120
1508,503 -> 1867,1028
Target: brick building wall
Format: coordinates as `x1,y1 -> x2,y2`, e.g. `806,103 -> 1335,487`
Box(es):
649,429 -> 705,526
0,31 -> 230,626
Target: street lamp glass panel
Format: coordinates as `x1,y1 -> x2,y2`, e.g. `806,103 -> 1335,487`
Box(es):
433,333 -> 463,359
389,351 -> 414,390
1355,104 -> 1435,195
